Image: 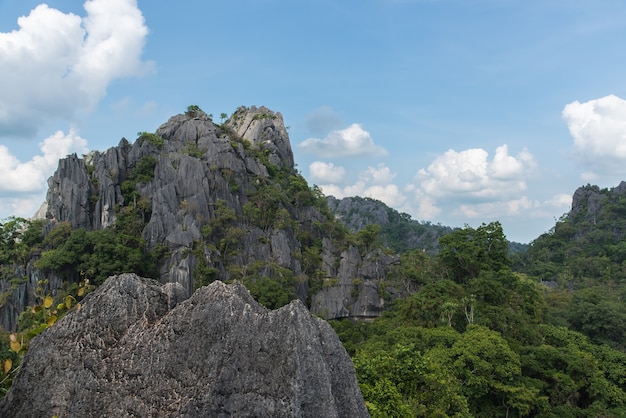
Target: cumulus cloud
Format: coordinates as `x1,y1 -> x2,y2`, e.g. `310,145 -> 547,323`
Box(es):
416,145 -> 537,200
563,94 -> 626,172
364,163 -> 396,184
299,123 -> 388,158
0,129 -> 88,193
313,163 -> 406,208
0,0 -> 152,138
309,161 -> 346,183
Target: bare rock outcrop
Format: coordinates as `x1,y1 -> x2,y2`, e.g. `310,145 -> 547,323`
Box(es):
0,273 -> 369,418
0,105 -> 401,331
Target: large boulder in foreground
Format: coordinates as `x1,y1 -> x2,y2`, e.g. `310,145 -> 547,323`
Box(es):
0,274 -> 369,417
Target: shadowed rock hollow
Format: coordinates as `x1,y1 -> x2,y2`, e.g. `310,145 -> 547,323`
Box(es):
0,274 -> 369,417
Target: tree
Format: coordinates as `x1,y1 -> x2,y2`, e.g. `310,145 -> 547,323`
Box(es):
356,224 -> 381,254
438,221 -> 510,283
445,325 -> 540,417
353,328 -> 470,417
401,280 -> 465,328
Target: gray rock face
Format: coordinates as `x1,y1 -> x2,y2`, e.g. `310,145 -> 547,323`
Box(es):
1,105 -> 401,331
312,247 -> 398,319
569,182 -> 626,227
226,105 -> 294,169
0,273 -> 369,418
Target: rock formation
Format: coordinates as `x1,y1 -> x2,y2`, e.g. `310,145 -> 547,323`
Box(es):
569,181 -> 626,227
0,273 -> 369,417
0,105 -> 404,331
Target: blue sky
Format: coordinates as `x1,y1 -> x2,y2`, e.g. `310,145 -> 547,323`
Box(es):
1,0 -> 626,243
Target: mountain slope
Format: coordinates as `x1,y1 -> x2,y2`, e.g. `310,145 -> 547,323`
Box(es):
327,195 -> 453,254
0,106 -> 407,330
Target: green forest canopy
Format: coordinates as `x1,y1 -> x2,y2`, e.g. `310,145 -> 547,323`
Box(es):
1,182 -> 626,416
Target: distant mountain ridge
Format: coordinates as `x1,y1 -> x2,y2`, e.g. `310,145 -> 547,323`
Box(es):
326,195 -> 452,254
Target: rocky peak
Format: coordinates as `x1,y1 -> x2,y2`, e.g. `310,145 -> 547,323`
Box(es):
0,273 -> 369,417
569,181 -> 626,225
225,105 -> 294,169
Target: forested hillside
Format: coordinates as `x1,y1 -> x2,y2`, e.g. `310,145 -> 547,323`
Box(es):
332,182 -> 626,417
327,195 -> 453,254
1,105 -> 626,416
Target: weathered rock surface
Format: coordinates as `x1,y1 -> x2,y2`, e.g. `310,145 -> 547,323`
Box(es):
0,105 -> 403,331
570,181 -> 626,227
0,273 -> 369,418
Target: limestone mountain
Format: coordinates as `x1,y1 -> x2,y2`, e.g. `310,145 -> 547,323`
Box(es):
0,105 -> 404,331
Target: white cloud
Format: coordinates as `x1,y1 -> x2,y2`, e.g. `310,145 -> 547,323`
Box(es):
363,184 -> 406,207
416,145 -> 537,200
314,163 -> 406,208
0,129 -> 88,193
0,0 -> 152,138
364,163 -> 396,185
406,186 -> 442,219
299,123 -> 388,158
456,193 -> 571,220
580,171 -> 599,182
309,161 -> 346,183
0,195 -> 48,222
563,94 -> 626,171
318,181 -> 407,208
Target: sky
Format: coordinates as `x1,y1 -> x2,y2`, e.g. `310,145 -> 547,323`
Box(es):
1,0 -> 626,243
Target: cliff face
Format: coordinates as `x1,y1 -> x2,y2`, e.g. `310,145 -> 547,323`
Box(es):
0,105 -> 402,330
0,273 -> 369,417
569,181 -> 626,226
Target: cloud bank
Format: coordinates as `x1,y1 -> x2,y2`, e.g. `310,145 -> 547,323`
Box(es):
309,144 -> 552,226
0,0 -> 152,138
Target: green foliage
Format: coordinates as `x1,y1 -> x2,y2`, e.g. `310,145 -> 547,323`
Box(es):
121,155 -> 157,207
355,224 -> 381,254
351,322 -> 540,417
1,279 -> 94,395
566,286 -> 626,349
0,217 -> 44,266
332,200 -> 626,417
401,280 -> 466,329
251,112 -> 276,121
520,325 -> 626,415
328,196 -> 452,254
185,104 -> 203,117
137,131 -> 165,149
182,141 -> 206,159
243,184 -> 285,231
35,221 -> 163,285
438,221 -> 510,283
239,261 -> 297,309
